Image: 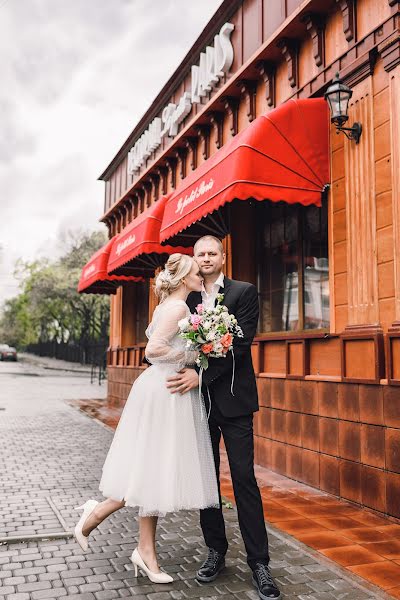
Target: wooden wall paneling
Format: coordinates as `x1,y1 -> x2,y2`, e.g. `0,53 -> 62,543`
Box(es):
275,58 -> 292,104
309,337 -> 342,377
341,333 -> 385,383
356,0 -> 392,40
298,34 -> 319,90
387,333 -> 400,384
344,77 -> 379,326
242,0 -> 262,61
325,4 -> 349,66
286,340 -> 306,378
277,38 -> 299,88
389,65 -> 400,323
261,341 -> 286,375
121,157 -> 127,196
230,4 -> 243,73
263,0 -> 286,42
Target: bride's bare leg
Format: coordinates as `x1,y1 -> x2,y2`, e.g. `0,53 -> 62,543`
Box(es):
138,516 -> 160,572
82,498 -> 125,537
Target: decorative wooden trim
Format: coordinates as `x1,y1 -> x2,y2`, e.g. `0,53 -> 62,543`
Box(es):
339,49 -> 377,88
105,219 -> 112,239
378,31 -> 400,72
184,136 -> 198,170
131,193 -> 139,219
301,12 -> 325,68
196,125 -> 210,160
143,180 -> 152,207
256,60 -> 276,107
175,147 -> 187,180
155,166 -> 168,195
208,111 -> 224,148
222,96 -> 239,136
387,328 -> 400,385
149,173 -> 160,202
286,339 -> 307,379
340,326 -> 385,384
335,0 -> 356,43
277,38 -> 299,88
237,79 -> 257,122
165,157 -> 177,189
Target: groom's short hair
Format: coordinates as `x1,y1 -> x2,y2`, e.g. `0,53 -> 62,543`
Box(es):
194,235 -> 224,254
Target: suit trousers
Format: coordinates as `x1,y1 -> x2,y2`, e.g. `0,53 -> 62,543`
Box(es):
200,392 -> 270,569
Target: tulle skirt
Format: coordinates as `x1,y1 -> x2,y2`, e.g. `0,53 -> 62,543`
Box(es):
99,363 -> 219,516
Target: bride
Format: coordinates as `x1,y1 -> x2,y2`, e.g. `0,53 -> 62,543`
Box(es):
74,253 -> 219,583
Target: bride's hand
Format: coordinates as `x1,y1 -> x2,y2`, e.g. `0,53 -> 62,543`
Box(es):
166,368 -> 199,394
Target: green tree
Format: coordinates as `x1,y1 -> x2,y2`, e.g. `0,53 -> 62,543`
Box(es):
0,230 -> 110,357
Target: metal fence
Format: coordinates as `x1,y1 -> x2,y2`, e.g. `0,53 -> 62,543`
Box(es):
25,340 -> 107,368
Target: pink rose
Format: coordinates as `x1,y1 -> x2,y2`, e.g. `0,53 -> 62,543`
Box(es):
190,314 -> 202,331
196,303 -> 204,314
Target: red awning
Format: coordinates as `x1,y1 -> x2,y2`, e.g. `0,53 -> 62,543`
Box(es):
77,239 -> 143,295
160,98 -> 330,245
107,195 -> 192,277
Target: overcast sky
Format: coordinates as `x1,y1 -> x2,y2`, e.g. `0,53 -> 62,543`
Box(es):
0,0 -> 223,304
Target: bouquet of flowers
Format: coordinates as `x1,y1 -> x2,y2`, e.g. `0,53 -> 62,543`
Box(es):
178,294 -> 243,370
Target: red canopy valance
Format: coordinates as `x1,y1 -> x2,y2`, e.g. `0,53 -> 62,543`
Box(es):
160,98 -> 330,245
77,239 -> 142,295
107,195 -> 192,277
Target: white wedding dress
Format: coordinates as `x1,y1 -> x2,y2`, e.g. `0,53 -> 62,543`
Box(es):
99,299 -> 219,516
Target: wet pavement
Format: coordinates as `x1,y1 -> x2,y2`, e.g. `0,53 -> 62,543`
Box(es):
0,358 -> 393,599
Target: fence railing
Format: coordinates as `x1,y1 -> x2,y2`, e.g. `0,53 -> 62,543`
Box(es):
25,341 -> 108,367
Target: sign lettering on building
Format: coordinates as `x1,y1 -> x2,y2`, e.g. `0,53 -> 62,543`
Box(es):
127,23 -> 235,175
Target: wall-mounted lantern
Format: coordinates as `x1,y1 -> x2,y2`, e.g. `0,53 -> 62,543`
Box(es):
324,72 -> 362,144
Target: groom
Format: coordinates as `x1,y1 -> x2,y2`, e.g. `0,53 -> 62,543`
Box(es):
166,235 -> 281,600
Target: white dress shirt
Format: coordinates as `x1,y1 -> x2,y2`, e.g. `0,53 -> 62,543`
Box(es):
201,272 -> 225,310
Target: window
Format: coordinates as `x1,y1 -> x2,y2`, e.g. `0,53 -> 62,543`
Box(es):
257,198 -> 329,333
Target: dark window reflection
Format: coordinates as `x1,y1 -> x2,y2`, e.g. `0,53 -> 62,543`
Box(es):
257,199 -> 329,333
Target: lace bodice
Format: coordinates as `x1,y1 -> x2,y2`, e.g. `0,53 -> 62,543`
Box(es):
145,299 -> 197,367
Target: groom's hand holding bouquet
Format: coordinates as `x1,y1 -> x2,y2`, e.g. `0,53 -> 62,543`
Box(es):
178,294 -> 243,370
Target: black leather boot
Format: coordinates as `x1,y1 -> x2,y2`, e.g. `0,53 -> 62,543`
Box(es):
252,563 -> 281,599
196,548 -> 226,582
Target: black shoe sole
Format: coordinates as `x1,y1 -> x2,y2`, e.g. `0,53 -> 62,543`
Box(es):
252,575 -> 282,600
196,563 -> 225,583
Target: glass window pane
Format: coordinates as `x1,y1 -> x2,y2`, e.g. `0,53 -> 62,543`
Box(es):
257,202 -> 299,332
302,199 -> 329,330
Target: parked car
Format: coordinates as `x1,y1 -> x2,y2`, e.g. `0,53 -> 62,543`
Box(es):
0,344 -> 17,361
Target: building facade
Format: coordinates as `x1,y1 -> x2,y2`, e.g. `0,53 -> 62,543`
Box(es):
93,0 -> 400,519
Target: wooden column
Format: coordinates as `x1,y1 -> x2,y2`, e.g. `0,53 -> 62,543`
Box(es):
344,77 -> 379,326
256,61 -> 276,108
389,65 -> 400,322
185,137 -> 198,170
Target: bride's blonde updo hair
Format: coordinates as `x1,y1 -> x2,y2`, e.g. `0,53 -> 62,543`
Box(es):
155,253 -> 193,302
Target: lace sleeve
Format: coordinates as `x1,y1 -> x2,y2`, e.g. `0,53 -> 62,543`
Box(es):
145,302 -> 197,366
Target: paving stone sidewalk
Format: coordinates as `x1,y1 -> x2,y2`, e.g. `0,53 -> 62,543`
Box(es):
0,396 -> 392,600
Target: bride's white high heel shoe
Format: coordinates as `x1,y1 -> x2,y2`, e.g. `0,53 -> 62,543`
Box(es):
74,499 -> 99,552
130,547 -> 173,584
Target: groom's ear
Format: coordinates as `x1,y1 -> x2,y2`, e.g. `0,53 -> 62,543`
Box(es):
222,253 -> 226,265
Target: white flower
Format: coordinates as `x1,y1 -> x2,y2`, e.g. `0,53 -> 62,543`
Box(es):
206,331 -> 216,341
202,320 -> 211,330
178,318 -> 190,331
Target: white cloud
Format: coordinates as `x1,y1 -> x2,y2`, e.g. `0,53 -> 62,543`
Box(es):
0,0 -> 224,304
